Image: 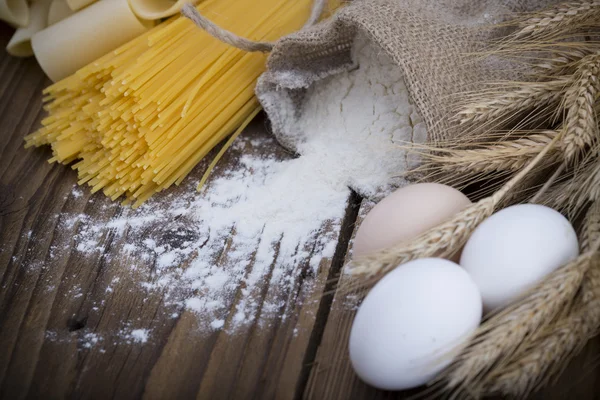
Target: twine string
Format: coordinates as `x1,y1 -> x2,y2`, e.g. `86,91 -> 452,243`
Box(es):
181,0 -> 327,53
302,0 -> 327,28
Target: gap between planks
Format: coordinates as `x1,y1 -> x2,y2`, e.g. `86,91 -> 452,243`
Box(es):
295,190 -> 362,400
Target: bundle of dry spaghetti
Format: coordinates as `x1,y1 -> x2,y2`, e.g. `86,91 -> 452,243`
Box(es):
24,0 -> 321,206
345,1 -> 600,398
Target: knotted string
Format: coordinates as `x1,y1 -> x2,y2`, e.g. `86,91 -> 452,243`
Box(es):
181,0 -> 327,53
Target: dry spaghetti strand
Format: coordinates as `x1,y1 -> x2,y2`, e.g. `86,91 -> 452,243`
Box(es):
25,0 -> 328,207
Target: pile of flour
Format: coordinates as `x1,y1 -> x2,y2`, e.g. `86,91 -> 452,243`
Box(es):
52,35 -> 425,339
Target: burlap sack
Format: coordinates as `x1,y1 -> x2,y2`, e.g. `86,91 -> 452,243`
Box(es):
256,0 -> 559,152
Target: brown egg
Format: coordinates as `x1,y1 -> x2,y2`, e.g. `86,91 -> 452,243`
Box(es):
353,183 -> 472,261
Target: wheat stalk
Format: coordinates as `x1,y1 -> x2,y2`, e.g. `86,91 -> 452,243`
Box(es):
512,1 -> 600,40
432,131 -> 560,174
536,157 -> 600,215
538,176 -> 580,212
578,158 -> 600,204
562,53 -> 600,161
532,48 -> 593,77
455,80 -> 570,127
581,200 -> 600,251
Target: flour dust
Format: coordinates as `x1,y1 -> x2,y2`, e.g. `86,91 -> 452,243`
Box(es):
45,35 -> 424,341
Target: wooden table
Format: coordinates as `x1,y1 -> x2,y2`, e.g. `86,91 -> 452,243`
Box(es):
1,24 -> 599,400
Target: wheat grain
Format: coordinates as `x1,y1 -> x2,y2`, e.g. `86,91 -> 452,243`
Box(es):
432,131 -> 560,174
512,1 -> 600,40
581,200 -> 600,251
579,159 -> 600,204
562,53 -> 600,161
531,48 -> 592,77
548,159 -> 600,214
539,178 -> 578,211
499,169 -> 553,209
455,80 -> 570,127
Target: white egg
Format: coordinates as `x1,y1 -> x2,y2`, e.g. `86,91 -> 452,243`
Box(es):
349,258 -> 482,390
460,204 -> 579,312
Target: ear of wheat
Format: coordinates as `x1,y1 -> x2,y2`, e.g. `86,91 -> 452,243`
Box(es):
430,131 -> 560,175
561,53 -> 600,162
581,200 -> 600,251
531,48 -> 598,77
510,1 -> 600,41
454,80 -> 569,128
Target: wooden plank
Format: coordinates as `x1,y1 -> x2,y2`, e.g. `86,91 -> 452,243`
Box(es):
305,201 -> 600,399
0,23 -> 359,400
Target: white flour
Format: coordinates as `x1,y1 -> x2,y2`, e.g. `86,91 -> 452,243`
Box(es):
45,327 -> 151,351
46,35 -> 424,339
127,329 -> 151,344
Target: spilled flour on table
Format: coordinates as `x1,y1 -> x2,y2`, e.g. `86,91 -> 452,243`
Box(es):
127,329 -> 151,344
48,35 -> 424,337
